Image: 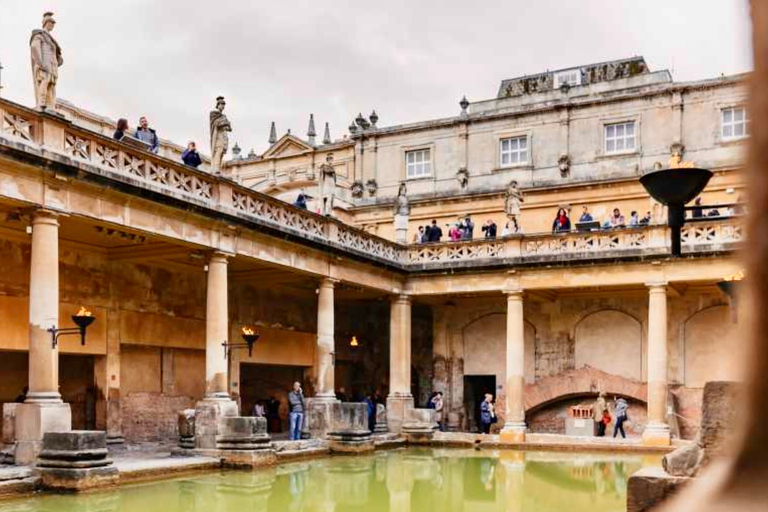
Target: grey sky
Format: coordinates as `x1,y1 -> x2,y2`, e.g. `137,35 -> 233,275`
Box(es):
0,1 -> 752,155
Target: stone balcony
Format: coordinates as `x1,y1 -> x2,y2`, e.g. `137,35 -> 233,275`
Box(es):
0,98 -> 743,275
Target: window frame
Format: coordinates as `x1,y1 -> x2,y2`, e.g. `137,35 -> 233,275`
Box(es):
404,147 -> 433,180
720,105 -> 750,141
554,69 -> 581,89
499,135 -> 529,168
603,120 -> 637,155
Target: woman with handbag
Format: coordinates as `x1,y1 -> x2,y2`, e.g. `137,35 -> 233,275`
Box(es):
613,396 -> 629,438
479,393 -> 495,434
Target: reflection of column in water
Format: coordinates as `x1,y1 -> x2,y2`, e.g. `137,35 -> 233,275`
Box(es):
215,468 -> 277,511
387,455 -> 415,512
374,452 -> 389,482
327,457 -> 375,506
178,479 -> 197,512
50,491 -> 121,512
500,451 -> 526,512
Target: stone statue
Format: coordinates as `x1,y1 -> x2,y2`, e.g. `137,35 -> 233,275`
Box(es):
318,153 -> 336,216
209,96 -> 232,173
504,180 -> 524,219
30,12 -> 63,111
558,155 -> 571,178
669,142 -> 694,169
456,167 -> 469,189
394,182 -> 410,216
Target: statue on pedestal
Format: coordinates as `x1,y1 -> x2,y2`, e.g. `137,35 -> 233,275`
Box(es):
209,96 -> 232,173
318,153 -> 337,216
394,182 -> 410,216
504,180 -> 524,220
30,12 -> 63,111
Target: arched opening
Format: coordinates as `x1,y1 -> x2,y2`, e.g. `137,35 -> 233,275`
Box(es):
574,309 -> 643,381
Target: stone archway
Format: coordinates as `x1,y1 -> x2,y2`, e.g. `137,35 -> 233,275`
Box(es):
683,305 -> 733,388
574,309 -> 643,381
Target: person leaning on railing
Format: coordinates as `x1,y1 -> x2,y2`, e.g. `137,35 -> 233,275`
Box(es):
181,141 -> 202,168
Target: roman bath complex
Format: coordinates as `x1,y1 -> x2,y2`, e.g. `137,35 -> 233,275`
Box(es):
0,13 -> 751,506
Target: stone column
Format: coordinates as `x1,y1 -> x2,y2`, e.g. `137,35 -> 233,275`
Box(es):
315,278 -> 337,401
15,210 -> 72,464
500,290 -> 526,443
195,252 -> 237,450
387,294 -> 413,433
643,282 -> 671,446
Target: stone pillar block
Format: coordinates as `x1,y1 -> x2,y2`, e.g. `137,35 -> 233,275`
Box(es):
14,402 -> 71,465
386,395 -> 414,434
626,467 -> 689,512
194,399 -> 237,450
178,409 -> 195,450
327,403 -> 373,453
216,416 -> 275,468
374,404 -> 388,434
402,408 -> 435,444
2,403 -> 17,444
303,398 -> 339,439
37,431 -> 118,492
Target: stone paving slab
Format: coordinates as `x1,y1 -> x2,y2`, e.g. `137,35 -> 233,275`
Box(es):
113,454 -> 221,484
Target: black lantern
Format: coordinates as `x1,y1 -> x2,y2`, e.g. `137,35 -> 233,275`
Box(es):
222,326 -> 260,358
49,307 -> 96,349
639,167 -> 713,257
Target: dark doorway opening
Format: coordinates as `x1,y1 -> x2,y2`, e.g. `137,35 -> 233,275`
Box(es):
60,354 -> 96,430
464,375 -> 496,433
240,363 -> 307,434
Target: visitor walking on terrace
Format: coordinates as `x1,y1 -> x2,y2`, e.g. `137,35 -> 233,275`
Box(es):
427,219 -> 443,242
448,222 -> 462,241
613,396 -> 629,439
113,118 -> 129,141
288,381 -> 305,440
431,391 -> 446,432
135,116 -> 159,154
479,393 -> 495,434
181,141 -> 202,168
552,208 -> 571,233
594,391 -> 607,437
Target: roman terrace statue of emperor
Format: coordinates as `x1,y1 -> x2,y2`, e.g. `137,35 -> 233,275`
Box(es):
209,96 -> 232,173
504,180 -> 524,220
30,12 -> 63,111
318,153 -> 337,216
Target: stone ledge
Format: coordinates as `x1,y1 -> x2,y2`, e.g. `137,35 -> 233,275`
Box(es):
627,466 -> 690,512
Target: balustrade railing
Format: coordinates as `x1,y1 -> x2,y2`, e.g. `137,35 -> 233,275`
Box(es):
0,99 -> 745,270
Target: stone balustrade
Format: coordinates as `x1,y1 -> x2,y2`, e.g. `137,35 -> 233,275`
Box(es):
0,98 -> 744,273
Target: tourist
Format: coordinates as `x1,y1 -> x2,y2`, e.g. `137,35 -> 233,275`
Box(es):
579,206 -> 593,222
335,386 -> 348,402
448,223 -> 462,241
628,210 -> 640,226
413,226 -> 425,243
692,197 -> 704,218
181,141 -> 202,168
462,215 -> 475,240
134,116 -> 159,154
482,219 -> 497,239
288,381 -> 305,441
365,392 -> 376,432
431,391 -> 445,432
640,211 -> 652,225
501,217 -> 522,236
294,191 -> 308,210
613,396 -> 629,439
252,401 -> 265,418
707,207 -> 721,217
552,208 -> 571,233
427,219 -> 443,242
479,393 -> 495,434
610,208 -> 626,228
594,391 -> 607,437
113,118 -> 129,141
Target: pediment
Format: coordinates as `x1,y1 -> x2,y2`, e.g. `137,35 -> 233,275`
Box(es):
262,134 -> 314,159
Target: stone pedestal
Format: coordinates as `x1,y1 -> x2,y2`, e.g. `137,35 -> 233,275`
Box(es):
303,397 -> 339,439
194,399 -> 237,450
2,404 -> 17,445
386,395 -> 414,434
565,417 -> 597,437
394,214 -> 409,244
37,431 -> 118,492
401,408 -> 435,444
216,416 -> 275,468
178,409 -> 195,450
14,402 -> 71,465
374,404 -> 388,434
327,403 -> 373,453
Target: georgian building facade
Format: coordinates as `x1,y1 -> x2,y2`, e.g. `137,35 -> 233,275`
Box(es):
0,57 -> 745,459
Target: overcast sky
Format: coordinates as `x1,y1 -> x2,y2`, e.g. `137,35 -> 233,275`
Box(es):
0,1 -> 753,155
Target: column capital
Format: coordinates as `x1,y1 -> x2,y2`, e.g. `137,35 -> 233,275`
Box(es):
504,288 -> 524,299
31,209 -> 60,226
208,251 -> 230,265
646,282 -> 668,293
319,277 -> 339,289
391,293 -> 411,305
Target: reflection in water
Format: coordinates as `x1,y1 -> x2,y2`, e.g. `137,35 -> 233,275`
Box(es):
0,450 -> 660,512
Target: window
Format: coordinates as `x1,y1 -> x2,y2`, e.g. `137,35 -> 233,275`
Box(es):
406,149 -> 431,178
554,69 -> 580,89
500,136 -> 528,166
604,121 -> 636,154
721,107 -> 749,140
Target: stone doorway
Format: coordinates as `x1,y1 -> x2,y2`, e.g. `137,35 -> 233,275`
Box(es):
60,354 -> 96,430
464,375 -> 496,432
239,363 -> 307,434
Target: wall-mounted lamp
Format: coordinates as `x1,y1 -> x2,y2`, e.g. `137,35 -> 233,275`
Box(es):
717,270 -> 744,299
350,336 -> 359,348
222,326 -> 261,358
49,307 -> 95,349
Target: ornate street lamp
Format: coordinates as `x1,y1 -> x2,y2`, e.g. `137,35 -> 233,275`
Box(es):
49,306 -> 95,349
222,326 -> 261,358
639,167 -> 713,257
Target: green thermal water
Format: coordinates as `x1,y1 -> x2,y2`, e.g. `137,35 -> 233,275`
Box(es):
0,449 -> 660,512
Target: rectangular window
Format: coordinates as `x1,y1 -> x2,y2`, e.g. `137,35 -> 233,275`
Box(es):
405,149 -> 431,178
500,136 -> 528,166
721,106 -> 750,140
554,69 -> 580,89
604,121 -> 636,154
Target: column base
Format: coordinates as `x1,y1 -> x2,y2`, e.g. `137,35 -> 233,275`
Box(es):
386,394 -> 414,434
194,398 -> 238,450
642,423 -> 671,447
14,402 -> 72,465
499,422 -> 527,444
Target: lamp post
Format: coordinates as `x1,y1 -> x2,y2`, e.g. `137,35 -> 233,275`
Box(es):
639,167 -> 713,257
49,306 -> 96,348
